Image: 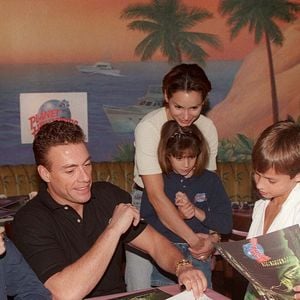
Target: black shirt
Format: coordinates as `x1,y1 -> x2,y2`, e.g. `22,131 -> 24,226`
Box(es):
12,181 -> 147,297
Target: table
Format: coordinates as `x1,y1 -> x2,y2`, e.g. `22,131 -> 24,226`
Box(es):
222,208 -> 253,298
231,208 -> 253,240
87,284 -> 230,299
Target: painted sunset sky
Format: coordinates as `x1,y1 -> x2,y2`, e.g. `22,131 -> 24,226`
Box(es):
0,0 -> 263,64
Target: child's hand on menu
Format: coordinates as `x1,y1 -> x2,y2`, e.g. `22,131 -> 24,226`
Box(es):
175,192 -> 195,219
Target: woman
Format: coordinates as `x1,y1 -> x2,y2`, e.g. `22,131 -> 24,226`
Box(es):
140,120 -> 232,287
126,63 -> 219,291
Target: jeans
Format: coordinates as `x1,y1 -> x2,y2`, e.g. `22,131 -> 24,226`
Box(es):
151,243 -> 212,288
125,249 -> 153,291
131,187 -> 142,211
125,188 -> 152,291
125,189 -> 212,290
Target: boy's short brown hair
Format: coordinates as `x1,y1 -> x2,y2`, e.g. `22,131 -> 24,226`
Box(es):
252,120 -> 300,178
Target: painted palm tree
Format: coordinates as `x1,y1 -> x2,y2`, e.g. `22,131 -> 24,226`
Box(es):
219,0 -> 300,123
121,0 -> 221,65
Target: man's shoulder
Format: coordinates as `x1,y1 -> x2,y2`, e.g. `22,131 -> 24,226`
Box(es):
92,181 -> 126,191
15,196 -> 44,216
91,181 -> 130,200
13,193 -> 53,230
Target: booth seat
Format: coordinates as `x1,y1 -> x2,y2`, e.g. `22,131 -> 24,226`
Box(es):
0,161 -> 254,203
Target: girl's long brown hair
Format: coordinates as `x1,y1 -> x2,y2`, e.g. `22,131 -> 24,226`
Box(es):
158,120 -> 209,176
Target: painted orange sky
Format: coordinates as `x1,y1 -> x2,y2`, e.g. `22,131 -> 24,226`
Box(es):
0,0 -> 297,64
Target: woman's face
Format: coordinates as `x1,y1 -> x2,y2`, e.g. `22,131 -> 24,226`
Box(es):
165,90 -> 204,127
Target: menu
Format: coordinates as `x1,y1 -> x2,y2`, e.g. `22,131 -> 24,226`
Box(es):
215,225 -> 300,299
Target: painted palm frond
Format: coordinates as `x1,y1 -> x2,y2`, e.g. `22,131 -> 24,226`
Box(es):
219,0 -> 300,123
121,0 -> 221,64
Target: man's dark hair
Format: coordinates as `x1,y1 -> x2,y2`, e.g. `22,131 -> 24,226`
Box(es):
33,120 -> 86,168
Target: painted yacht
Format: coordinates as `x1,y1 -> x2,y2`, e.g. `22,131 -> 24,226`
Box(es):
103,85 -> 163,133
77,61 -> 123,77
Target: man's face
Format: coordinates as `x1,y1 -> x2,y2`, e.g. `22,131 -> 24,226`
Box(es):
165,90 -> 204,127
254,167 -> 299,201
39,142 -> 92,209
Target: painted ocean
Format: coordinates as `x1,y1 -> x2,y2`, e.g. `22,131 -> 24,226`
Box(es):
0,61 -> 241,165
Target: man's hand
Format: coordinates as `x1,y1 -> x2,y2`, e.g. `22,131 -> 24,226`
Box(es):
189,233 -> 215,261
175,192 -> 195,219
107,203 -> 140,235
177,263 -> 207,299
294,285 -> 300,299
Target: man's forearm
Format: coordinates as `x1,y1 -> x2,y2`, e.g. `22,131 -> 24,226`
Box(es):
45,226 -> 121,300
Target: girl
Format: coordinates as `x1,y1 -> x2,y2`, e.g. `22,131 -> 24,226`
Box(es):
140,120 -> 232,287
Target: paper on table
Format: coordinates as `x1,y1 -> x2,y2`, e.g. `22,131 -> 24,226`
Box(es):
166,290 -> 212,300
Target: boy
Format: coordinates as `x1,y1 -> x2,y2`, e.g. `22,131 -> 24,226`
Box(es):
246,120 -> 300,299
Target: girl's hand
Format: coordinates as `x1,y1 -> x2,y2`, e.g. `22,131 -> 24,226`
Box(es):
175,192 -> 195,219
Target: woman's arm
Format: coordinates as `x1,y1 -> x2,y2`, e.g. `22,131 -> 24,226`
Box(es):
142,174 -> 205,253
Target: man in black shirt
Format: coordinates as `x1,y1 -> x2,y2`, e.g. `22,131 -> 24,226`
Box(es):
12,120 -> 207,300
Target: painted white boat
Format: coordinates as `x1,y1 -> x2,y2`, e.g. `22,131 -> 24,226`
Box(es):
103,85 -> 163,132
77,61 -> 123,77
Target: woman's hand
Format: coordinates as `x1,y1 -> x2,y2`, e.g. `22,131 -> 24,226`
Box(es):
189,233 -> 215,261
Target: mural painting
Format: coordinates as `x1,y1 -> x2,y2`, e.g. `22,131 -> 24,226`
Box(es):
0,0 -> 299,164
